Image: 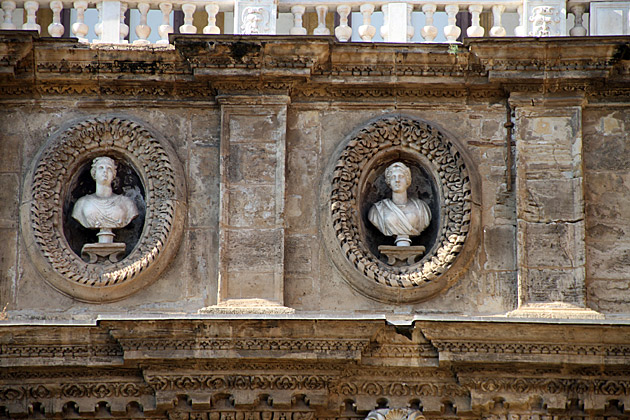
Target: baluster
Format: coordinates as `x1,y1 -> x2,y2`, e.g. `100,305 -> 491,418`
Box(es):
157,2 -> 173,44
421,4 -> 437,42
179,3 -> 196,34
203,3 -> 220,34
72,0 -> 89,42
134,2 -> 150,44
380,4 -> 388,40
406,4 -> 414,41
290,5 -> 306,35
444,4 -> 460,42
314,5 -> 329,35
1,0 -> 17,29
358,4 -> 375,41
120,2 -> 129,41
335,5 -> 352,42
94,1 -> 102,41
514,5 -> 525,36
23,0 -> 41,33
467,5 -> 484,37
569,5 -> 587,36
48,0 -> 64,37
490,5 -> 506,36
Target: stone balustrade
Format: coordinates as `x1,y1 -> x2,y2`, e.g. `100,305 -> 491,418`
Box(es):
0,0 -> 613,44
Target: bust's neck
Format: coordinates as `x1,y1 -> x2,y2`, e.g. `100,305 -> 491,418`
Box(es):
95,184 -> 113,198
391,191 -> 407,206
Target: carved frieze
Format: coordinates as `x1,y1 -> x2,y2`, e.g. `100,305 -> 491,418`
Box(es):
323,116 -> 479,303
21,117 -> 186,302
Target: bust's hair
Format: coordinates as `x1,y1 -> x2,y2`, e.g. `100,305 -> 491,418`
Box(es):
90,156 -> 117,179
385,162 -> 411,186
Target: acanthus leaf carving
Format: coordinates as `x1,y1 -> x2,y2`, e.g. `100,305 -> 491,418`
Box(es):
327,116 -> 476,302
22,117 -> 186,302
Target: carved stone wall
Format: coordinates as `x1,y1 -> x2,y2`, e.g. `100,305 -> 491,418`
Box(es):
0,34 -> 629,316
1,31 -> 630,420
1,320 -> 630,419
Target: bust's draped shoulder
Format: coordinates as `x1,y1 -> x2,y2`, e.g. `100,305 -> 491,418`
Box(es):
368,198 -> 430,237
72,194 -> 138,229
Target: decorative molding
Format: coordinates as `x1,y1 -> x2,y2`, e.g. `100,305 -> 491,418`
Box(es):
432,340 -> 630,357
331,380 -> 468,398
21,117 -> 186,302
366,409 -> 425,420
146,374 -> 333,392
0,343 -> 122,359
461,377 -> 630,396
324,116 -> 478,303
119,338 -> 370,354
294,86 -> 504,101
362,343 -> 437,359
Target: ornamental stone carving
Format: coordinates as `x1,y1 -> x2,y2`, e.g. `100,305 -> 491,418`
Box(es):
322,116 -> 479,303
72,156 -> 140,263
529,6 -> 561,36
235,0 -> 276,35
368,162 -> 431,265
366,409 -> 425,420
21,117 -> 186,302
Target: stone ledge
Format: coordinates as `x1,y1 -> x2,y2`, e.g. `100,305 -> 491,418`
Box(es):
507,303 -> 604,319
199,299 -> 296,314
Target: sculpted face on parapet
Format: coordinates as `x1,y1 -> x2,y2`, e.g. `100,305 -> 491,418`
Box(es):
368,162 -> 431,248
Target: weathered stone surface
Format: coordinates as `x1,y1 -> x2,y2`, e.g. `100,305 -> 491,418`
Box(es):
227,143 -> 278,184
516,114 -> 581,177
224,271 -> 280,300
583,109 -> 630,313
483,225 -> 515,271
517,177 -> 584,223
190,109 -> 221,146
520,267 -> 585,305
0,134 -> 21,173
284,275 -> 318,310
227,185 -> 276,228
584,110 -> 630,171
188,144 -> 220,228
285,234 -> 316,274
2,34 -> 630,420
0,173 -> 18,228
229,114 -> 282,143
586,241 -> 630,281
518,221 -> 585,268
0,228 -> 17,307
225,229 -> 283,271
0,35 -> 627,317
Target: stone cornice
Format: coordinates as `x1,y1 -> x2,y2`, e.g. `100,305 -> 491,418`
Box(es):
1,33 -> 629,101
2,320 -> 630,417
419,321 -> 630,367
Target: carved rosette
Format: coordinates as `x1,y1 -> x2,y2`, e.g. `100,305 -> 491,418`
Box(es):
366,409 -> 425,420
324,116 -> 479,303
21,117 -> 186,302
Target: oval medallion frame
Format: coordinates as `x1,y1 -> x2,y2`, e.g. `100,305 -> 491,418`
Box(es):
21,117 -> 186,303
322,115 -> 480,304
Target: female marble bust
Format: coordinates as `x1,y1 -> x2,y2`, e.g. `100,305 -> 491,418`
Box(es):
72,156 -> 138,243
368,162 -> 431,247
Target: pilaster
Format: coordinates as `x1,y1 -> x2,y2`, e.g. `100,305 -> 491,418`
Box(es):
208,94 -> 292,313
508,93 -> 601,318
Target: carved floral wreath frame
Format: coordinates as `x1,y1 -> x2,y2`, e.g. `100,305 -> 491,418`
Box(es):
323,115 -> 480,303
21,117 -> 186,303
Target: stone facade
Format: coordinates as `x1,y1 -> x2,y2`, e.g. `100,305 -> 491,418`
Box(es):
1,32 -> 630,419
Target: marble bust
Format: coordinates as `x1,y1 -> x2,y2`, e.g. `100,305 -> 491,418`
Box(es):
368,162 -> 431,247
72,156 -> 138,245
